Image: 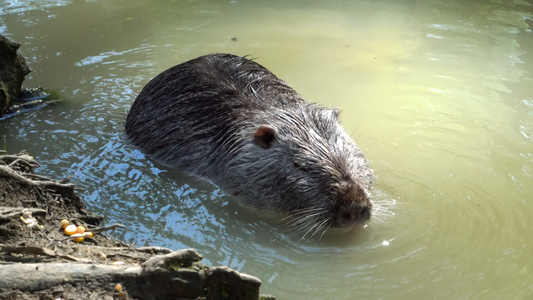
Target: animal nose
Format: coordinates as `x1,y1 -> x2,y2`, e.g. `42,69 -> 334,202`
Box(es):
338,205 -> 371,227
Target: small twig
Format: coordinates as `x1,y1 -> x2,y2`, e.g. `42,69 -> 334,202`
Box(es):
21,173 -> 55,181
0,245 -> 91,262
105,253 -> 141,260
8,158 -> 33,169
0,207 -> 47,220
91,223 -> 127,234
56,235 -> 95,243
21,198 -> 38,204
81,246 -> 133,251
0,155 -> 40,167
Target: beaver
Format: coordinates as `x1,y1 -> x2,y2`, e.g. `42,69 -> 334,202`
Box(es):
125,53 -> 374,236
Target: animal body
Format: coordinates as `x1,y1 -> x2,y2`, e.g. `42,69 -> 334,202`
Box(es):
125,53 -> 374,236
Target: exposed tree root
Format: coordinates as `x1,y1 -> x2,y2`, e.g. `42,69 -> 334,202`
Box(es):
0,248 -> 264,300
0,151 -> 274,300
0,164 -> 75,190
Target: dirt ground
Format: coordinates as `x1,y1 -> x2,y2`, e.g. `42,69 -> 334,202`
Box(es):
0,151 -> 274,300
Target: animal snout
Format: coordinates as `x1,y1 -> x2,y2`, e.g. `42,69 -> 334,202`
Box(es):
338,204 -> 371,227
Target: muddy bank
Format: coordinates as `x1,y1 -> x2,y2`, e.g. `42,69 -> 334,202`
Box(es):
0,151 -> 275,300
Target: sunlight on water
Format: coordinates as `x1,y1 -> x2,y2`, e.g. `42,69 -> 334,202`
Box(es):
1,0 -> 532,299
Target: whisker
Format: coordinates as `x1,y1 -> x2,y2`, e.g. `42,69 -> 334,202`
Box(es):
280,207 -> 327,226
300,220 -> 322,241
284,212 -> 324,226
294,217 -> 321,234
312,219 -> 331,239
318,221 -> 332,239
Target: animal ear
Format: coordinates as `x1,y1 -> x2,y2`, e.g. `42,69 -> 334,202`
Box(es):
254,125 -> 276,149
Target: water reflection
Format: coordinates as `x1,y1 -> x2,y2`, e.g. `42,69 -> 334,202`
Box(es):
1,0 -> 72,14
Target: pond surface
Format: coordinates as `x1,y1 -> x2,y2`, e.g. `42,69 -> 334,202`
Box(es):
1,0 -> 533,299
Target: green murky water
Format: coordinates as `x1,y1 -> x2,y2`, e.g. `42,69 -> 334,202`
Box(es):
1,0 -> 532,298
